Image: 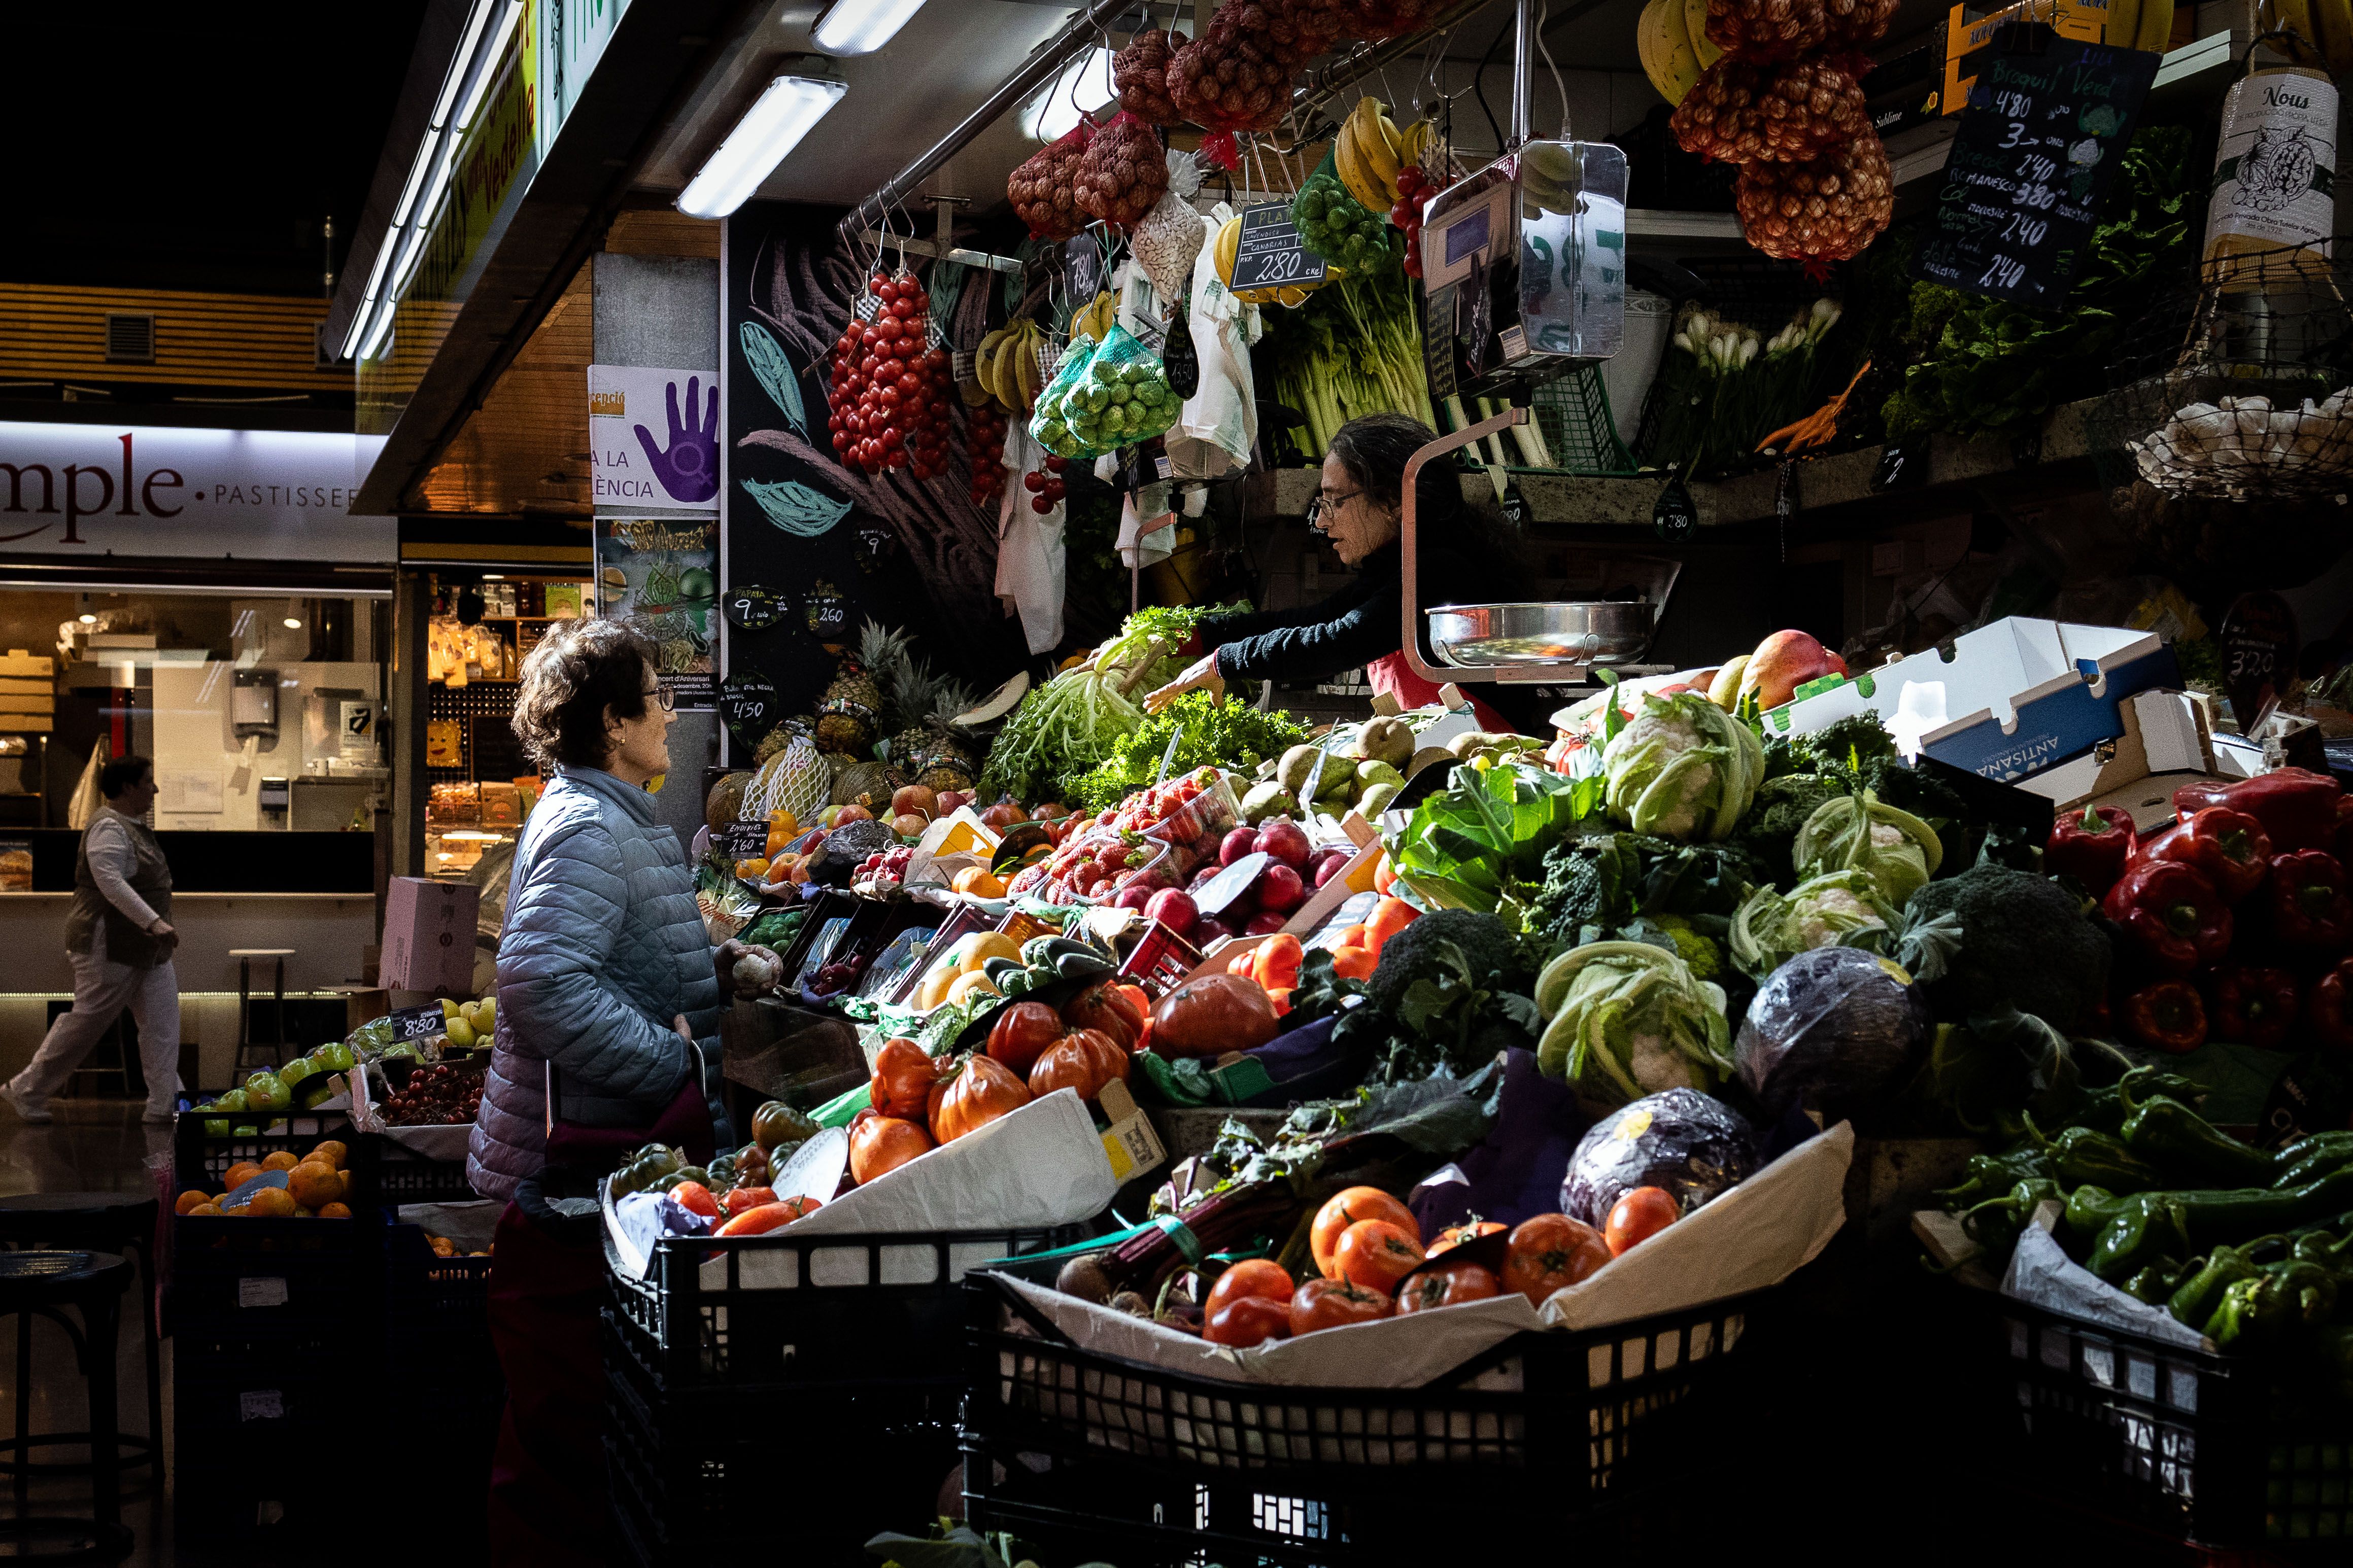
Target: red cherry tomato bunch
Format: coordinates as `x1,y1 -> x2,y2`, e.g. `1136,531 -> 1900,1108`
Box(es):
1390,165 -> 1433,280
828,269 -> 953,478
967,404 -> 1010,509
1020,454 -> 1069,515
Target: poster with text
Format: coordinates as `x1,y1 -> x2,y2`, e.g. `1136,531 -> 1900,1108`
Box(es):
595,518 -> 718,710
591,365 -> 722,512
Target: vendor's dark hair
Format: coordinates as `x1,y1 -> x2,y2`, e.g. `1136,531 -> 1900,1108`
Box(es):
1327,413 -> 1523,577
511,618 -> 657,771
98,754 -> 151,799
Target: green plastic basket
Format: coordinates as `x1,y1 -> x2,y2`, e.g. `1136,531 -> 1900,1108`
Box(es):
1529,364 -> 1638,477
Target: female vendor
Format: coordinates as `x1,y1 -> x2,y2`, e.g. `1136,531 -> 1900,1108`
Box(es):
1145,412 -> 1529,730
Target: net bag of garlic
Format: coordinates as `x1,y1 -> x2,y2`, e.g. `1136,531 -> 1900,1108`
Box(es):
1075,112 -> 1171,228
1114,26 -> 1186,124
1671,55 -> 1868,164
1008,120 -> 1097,240
1734,128 -> 1892,269
1340,0 -> 1455,43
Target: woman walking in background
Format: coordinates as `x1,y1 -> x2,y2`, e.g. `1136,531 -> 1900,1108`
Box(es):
1,754 -> 182,1125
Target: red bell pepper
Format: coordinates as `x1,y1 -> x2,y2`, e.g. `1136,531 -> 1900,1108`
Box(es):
2207,966 -> 2299,1049
2102,860 -> 2233,976
2270,850 -> 2353,951
2173,769 -> 2344,853
2123,981 -> 2208,1054
2142,807 -> 2273,903
2046,803 -> 2136,897
2305,957 -> 2353,1049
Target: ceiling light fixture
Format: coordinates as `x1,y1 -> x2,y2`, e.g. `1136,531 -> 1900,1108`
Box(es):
811,0 -> 930,55
429,0 -> 499,130
78,613 -> 96,625
1022,47 -> 1117,142
284,597 -> 304,632
677,75 -> 848,219
453,0 -> 525,132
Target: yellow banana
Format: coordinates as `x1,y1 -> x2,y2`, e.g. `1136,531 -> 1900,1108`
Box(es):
1379,110 -> 1404,163
1352,99 -> 1402,190
1335,120 -> 1392,214
2312,0 -> 2353,69
1214,217 -> 1242,285
1639,0 -> 1705,106
1685,0 -> 1722,66
2103,0 -> 2142,49
2273,0 -> 2320,59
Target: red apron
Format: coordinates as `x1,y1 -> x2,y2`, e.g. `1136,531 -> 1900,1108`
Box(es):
1365,650 -> 1515,733
486,1065 -> 715,1567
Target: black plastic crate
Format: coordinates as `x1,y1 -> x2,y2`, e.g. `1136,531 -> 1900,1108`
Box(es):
367,1137 -> 481,1205
384,1218 -> 495,1331
604,1225 -> 1084,1393
602,1312 -> 959,1567
173,1323 -> 348,1450
960,1272 -> 1761,1566
168,1210 -> 377,1332
1986,1293 -> 2353,1551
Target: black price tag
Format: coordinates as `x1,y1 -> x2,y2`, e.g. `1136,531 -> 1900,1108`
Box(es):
719,821 -> 770,862
1501,485 -> 1530,529
1871,444 -> 1927,491
1911,26 -> 2158,307
1162,298 -> 1200,400
720,670 -> 780,744
1653,476 -> 1697,541
1422,282 -> 1460,403
387,1003 -> 445,1042
1227,201 -> 1329,294
2220,590 -> 2299,731
726,585 -> 786,633
1064,237 -> 1103,304
2257,1051 -> 2353,1151
802,584 -> 849,646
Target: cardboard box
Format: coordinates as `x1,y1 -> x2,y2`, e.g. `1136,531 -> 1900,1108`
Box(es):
0,716 -> 54,734
1096,1077 -> 1167,1185
1764,618 -> 2180,783
0,693 -> 54,716
0,651 -> 54,678
0,678 -> 49,696
380,876 -> 481,994
2017,689 -> 2214,814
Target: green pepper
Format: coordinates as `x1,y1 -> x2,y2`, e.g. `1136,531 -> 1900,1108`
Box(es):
2123,1261 -> 2189,1305
2035,1123 -> 2163,1193
2165,1235 -> 2282,1330
2291,1216 -> 2353,1267
2205,1262 -> 2337,1348
2086,1193 -> 2194,1281
2064,1184 -> 2134,1242
2118,1095 -> 2277,1187
2073,1066 -> 2205,1134
1938,1148 -> 2058,1210
2272,1133 -> 2353,1190
1962,1178 -> 2064,1256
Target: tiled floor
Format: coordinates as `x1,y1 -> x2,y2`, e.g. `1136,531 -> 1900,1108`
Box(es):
0,1100 -> 179,1563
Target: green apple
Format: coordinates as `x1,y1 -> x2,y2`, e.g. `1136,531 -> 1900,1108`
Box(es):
278,1058 -> 314,1090
439,997 -> 460,1021
214,1089 -> 248,1114
243,1073 -> 290,1113
446,1017 -> 478,1049
319,1042 -> 356,1072
202,1118 -> 229,1136
231,1124 -> 259,1137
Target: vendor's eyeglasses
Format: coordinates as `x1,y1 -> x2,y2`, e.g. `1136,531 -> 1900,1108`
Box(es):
642,684 -> 676,712
1307,489 -> 1362,532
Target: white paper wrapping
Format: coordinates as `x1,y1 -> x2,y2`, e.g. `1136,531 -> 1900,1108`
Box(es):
2001,1224 -> 2210,1352
987,1124 -> 1857,1389
395,1199 -> 503,1252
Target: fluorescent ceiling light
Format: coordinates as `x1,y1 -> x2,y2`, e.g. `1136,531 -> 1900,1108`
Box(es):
812,0 -> 930,55
430,0 -> 498,129
454,0 -> 524,131
338,239 -> 400,359
1022,47 -> 1116,142
677,75 -> 847,219
360,299 -> 397,363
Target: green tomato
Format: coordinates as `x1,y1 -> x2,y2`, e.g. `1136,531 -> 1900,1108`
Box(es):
202,1118 -> 230,1137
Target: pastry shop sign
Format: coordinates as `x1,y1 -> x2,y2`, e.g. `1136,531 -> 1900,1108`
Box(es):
0,422 -> 395,563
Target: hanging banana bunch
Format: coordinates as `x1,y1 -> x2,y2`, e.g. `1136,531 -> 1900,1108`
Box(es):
973,319 -> 1047,415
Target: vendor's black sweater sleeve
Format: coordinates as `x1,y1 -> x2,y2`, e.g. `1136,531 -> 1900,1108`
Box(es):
1204,542 -> 1483,685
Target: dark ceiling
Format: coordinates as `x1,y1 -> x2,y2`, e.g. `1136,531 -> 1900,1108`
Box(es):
1,2 -> 428,299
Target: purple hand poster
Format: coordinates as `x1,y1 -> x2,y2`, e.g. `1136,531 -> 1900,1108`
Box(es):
590,365 -> 722,512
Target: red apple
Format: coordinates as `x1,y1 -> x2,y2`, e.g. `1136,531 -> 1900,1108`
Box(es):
936,790 -> 971,815
1220,826 -> 1258,867
1313,851 -> 1349,888
1735,630 -> 1848,712
980,801 -> 1029,830
1113,883 -> 1156,914
1145,888 -> 1199,937
834,804 -> 873,824
1192,916 -> 1236,947
891,813 -> 928,837
1243,911 -> 1289,936
891,784 -> 938,820
1188,864 -> 1221,892
1254,820 -> 1310,870
1257,862 -> 1306,913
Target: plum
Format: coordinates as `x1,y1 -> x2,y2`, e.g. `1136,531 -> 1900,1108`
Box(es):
1146,888 -> 1199,937
1113,883 -> 1157,914
1192,916 -> 1236,947
1254,819 -> 1310,870
1220,826 -> 1258,867
1312,850 -> 1350,888
1243,911 -> 1289,936
1257,862 -> 1306,913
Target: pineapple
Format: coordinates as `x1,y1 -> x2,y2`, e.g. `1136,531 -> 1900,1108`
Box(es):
753,715 -> 814,766
815,647 -> 884,755
1672,57 -> 1865,165
1735,130 -> 1892,267
911,688 -> 982,795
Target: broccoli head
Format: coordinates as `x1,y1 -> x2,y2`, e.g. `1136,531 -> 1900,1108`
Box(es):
1649,915 -> 1725,983
1366,908 -> 1537,1017
1728,772 -> 1846,887
1903,861 -> 2109,1030
1791,715 -> 1902,787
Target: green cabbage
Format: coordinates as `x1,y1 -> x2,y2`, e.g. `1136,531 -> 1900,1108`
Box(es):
1793,790 -> 1943,908
1600,692 -> 1766,843
1727,869 -> 1895,980
1533,939 -> 1734,1110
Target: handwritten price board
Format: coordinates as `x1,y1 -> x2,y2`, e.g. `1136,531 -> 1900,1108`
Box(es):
1227,201 -> 1329,294
1912,25 -> 2157,307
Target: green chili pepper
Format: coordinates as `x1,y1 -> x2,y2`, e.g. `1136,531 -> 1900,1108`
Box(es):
2038,1124 -> 2164,1193
1939,1148 -> 2058,1210
2123,1261 -> 2189,1305
2064,1184 -> 2133,1242
2292,1219 -> 2353,1268
2272,1134 -> 2353,1191
2165,1235 -> 2282,1330
2205,1262 -> 2338,1348
2087,1193 -> 2194,1282
1962,1178 -> 2063,1257
2075,1066 -> 2205,1134
2118,1096 -> 2277,1187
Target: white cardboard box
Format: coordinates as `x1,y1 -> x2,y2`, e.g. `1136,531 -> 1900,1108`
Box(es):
379,877 -> 480,994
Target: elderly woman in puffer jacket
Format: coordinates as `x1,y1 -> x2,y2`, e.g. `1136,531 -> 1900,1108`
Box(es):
470,616 -> 731,1566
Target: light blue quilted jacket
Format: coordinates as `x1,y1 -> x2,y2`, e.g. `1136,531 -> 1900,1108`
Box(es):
467,766 -> 725,1200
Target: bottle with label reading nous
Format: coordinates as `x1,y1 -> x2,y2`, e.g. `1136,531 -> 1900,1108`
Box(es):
2203,35 -> 2336,286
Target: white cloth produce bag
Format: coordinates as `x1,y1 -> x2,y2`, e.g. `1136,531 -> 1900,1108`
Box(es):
1169,208 -> 1258,480
995,421 -> 1065,654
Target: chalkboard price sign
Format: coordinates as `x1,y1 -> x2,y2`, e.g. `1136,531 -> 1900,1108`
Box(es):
2221,589 -> 2299,731
1912,26 -> 2158,308
719,670 -> 780,745
726,584 -> 786,633
1227,201 -> 1329,294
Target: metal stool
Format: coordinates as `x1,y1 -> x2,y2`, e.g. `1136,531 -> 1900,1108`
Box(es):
0,1194 -> 162,1489
0,1250 -> 133,1561
229,949 -> 295,1074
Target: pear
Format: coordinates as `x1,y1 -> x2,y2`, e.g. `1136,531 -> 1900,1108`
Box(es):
446,1017 -> 479,1050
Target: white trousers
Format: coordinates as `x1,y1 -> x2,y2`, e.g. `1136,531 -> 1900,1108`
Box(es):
10,939 -> 182,1116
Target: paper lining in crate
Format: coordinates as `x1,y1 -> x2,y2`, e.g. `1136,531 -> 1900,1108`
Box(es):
603,1088 -> 1119,1290
989,1122 -> 1853,1395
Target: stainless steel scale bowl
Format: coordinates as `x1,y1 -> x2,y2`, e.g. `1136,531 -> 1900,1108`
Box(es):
1426,601 -> 1659,669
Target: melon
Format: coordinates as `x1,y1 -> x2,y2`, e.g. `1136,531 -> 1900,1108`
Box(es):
828,758 -> 896,808
747,735 -> 832,825
705,772 -> 753,832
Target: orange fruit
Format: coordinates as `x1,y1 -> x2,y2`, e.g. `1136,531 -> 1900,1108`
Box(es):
317,1202 -> 351,1220
308,1140 -> 348,1170
259,1151 -> 299,1173
176,1191 -> 211,1215
189,1204 -> 222,1217
222,1162 -> 264,1191
244,1187 -> 298,1218
286,1162 -> 343,1210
